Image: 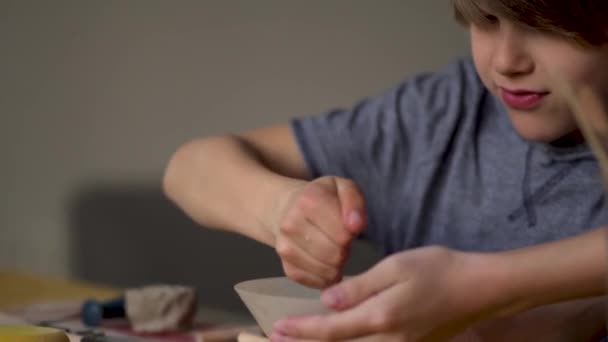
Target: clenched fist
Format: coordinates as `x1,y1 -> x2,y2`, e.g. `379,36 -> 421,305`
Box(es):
272,176 -> 367,288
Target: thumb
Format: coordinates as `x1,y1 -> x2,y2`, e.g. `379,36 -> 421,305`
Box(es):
335,178 -> 367,235
321,259 -> 395,310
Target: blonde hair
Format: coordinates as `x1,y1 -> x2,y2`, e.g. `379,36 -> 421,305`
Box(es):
452,0 -> 608,47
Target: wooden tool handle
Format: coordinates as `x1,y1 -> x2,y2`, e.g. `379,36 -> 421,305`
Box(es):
237,331 -> 269,342
193,325 -> 261,342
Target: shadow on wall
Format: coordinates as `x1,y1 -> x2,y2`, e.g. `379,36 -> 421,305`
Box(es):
68,182 -> 380,314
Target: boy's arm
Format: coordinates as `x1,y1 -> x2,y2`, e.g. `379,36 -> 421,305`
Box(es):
164,125 -> 367,288
270,228 -> 608,340
493,227 -> 608,317
162,125 -> 309,246
466,296 -> 607,342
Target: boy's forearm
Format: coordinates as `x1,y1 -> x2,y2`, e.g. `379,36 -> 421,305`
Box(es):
471,296 -> 607,342
487,227 -> 608,317
163,135 -> 304,247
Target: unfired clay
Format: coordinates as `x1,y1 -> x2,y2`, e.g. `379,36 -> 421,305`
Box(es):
126,285 -> 197,333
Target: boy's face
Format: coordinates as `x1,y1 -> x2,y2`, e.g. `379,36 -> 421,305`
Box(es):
470,15 -> 608,143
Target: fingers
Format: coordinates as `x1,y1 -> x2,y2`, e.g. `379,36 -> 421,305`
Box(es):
280,212 -> 349,268
334,178 -> 367,235
268,336 -> 320,342
276,176 -> 367,287
321,256 -> 400,310
291,179 -> 352,246
269,332 -> 398,342
277,234 -> 341,287
278,208 -> 347,288
280,259 -> 328,289
273,284 -> 405,341
267,334 -> 317,342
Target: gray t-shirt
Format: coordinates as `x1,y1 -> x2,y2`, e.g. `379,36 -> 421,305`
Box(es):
291,57 -> 608,256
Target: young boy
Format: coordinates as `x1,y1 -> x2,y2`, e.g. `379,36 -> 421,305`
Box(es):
163,0 -> 608,340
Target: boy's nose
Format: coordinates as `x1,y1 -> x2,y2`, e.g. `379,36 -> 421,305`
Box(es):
492,28 -> 534,78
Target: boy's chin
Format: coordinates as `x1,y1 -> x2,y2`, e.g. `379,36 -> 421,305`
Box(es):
511,121 -> 570,144
508,109 -> 577,143
508,111 -> 579,144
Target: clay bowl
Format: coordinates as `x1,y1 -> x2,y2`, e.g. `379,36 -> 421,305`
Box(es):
234,277 -> 330,337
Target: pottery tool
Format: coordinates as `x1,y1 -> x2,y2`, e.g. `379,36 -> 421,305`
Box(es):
81,298 -> 126,327
236,332 -> 268,342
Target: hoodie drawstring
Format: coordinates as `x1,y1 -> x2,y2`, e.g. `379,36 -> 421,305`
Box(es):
508,145 -> 578,227
522,145 -> 536,227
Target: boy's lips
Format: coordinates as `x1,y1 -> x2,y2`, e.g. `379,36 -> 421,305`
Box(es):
499,87 -> 550,110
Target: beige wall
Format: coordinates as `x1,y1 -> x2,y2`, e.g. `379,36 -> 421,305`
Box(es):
0,1 -> 469,276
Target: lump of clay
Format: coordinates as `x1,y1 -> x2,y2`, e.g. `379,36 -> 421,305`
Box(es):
125,285 -> 197,333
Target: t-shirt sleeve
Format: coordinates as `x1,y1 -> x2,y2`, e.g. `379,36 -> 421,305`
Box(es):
291,58 -> 480,181
292,88 -> 410,183
289,57 -> 482,242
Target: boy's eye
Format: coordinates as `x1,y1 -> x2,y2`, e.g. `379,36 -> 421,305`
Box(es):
484,14 -> 499,23
475,12 -> 500,30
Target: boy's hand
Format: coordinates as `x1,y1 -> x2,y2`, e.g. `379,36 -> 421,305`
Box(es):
270,246 -> 501,341
273,176 -> 367,288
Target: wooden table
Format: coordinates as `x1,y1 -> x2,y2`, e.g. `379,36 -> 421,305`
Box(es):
0,270 -> 119,310
0,269 -> 260,341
